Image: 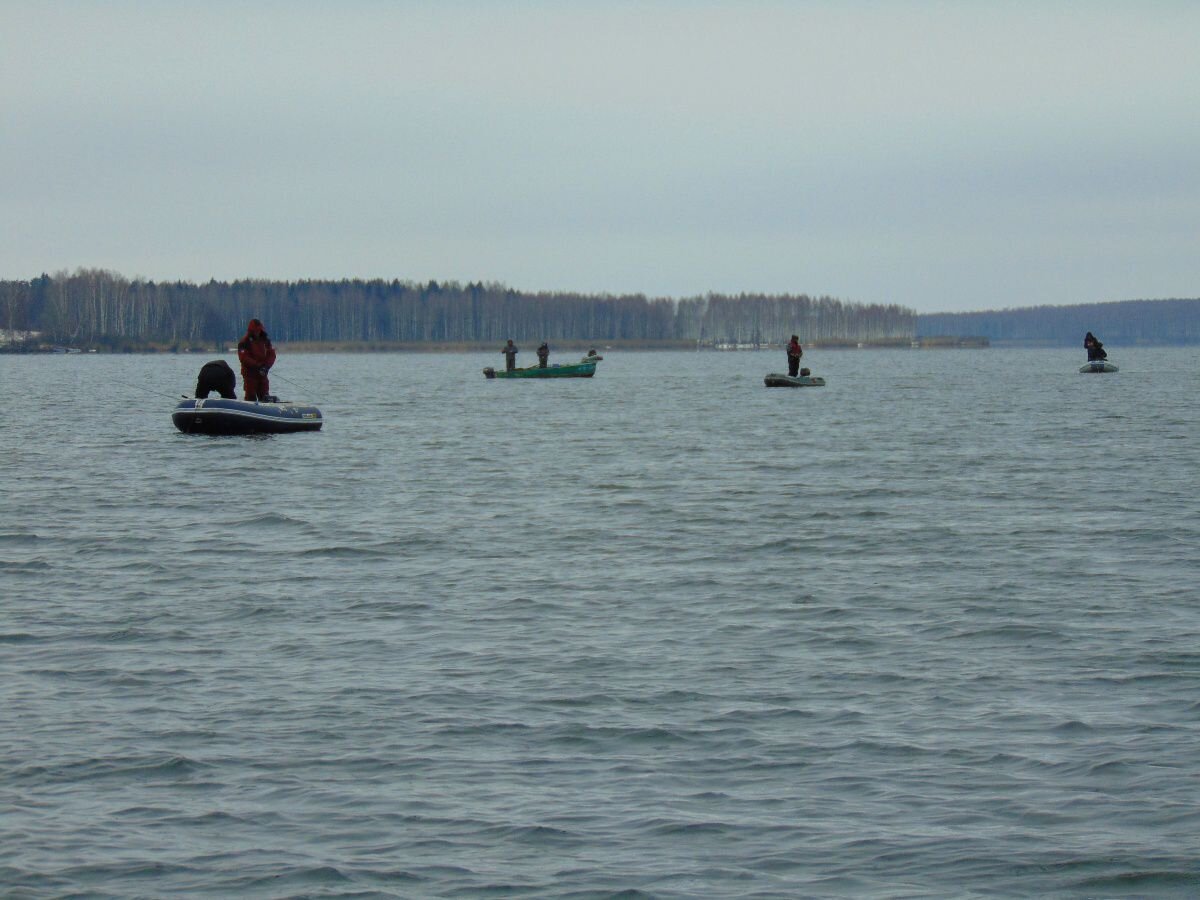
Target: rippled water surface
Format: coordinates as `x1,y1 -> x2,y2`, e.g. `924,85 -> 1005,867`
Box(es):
2,348 -> 1199,898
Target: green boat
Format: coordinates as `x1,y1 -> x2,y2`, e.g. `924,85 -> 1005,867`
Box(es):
764,373 -> 825,387
484,361 -> 597,379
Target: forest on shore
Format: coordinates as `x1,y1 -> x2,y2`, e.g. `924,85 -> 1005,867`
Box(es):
918,298 -> 1200,346
0,270 -> 914,351
3,270 -> 1195,351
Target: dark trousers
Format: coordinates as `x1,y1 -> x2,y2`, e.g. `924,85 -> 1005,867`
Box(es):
788,356 -> 801,376
243,368 -> 271,401
505,355 -> 517,371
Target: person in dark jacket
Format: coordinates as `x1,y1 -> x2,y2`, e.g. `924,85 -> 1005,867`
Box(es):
501,339 -> 519,372
786,335 -> 804,377
536,341 -> 550,368
194,359 -> 237,399
237,318 -> 277,401
1084,331 -> 1107,361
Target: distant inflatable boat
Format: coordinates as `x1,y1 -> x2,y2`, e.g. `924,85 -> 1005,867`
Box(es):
1079,360 -> 1118,373
764,373 -> 826,387
172,398 -> 323,435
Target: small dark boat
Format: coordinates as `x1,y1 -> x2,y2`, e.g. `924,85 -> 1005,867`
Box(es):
1079,360 -> 1118,373
764,373 -> 826,387
172,398 -> 323,435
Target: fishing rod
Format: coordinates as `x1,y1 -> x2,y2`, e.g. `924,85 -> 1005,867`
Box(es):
130,383 -> 194,402
267,368 -> 318,397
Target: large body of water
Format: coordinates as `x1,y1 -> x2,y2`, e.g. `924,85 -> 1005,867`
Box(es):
2,347 -> 1198,898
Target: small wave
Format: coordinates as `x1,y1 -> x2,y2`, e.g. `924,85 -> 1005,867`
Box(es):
493,595 -> 558,609
952,624 -> 1063,641
0,560 -> 53,572
111,803 -> 171,816
239,864 -> 354,889
1072,868 -> 1200,892
625,688 -> 715,706
0,631 -> 39,643
1092,671 -> 1194,686
13,753 -> 211,786
1132,650 -> 1200,668
540,692 -> 615,708
233,512 -> 312,527
434,721 -> 534,738
641,818 -> 736,837
558,890 -> 657,899
702,706 -> 817,726
1087,759 -> 1137,776
551,724 -> 694,747
827,738 -> 936,759
0,531 -> 45,545
483,823 -> 584,847
298,544 -> 395,559
61,860 -> 203,881
169,810 -> 250,826
99,626 -> 181,644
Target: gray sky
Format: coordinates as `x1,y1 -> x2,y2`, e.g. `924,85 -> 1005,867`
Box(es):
3,1 -> 1198,313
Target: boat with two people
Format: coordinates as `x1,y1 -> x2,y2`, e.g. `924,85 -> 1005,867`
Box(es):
173,357 -> 322,434
484,340 -> 601,379
172,397 -> 323,435
484,360 -> 598,379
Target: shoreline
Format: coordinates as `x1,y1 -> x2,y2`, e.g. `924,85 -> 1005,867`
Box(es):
1,337 -> 991,354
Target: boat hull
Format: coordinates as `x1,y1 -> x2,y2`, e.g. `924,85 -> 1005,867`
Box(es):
764,373 -> 826,387
1079,361 -> 1118,373
172,398 -> 323,435
484,362 -> 596,379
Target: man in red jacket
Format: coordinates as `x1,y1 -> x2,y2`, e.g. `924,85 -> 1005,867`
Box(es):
786,334 -> 804,377
237,318 -> 277,401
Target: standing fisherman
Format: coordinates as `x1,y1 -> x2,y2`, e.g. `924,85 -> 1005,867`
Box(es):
238,318 -> 277,401
537,341 -> 550,368
501,339 -> 519,372
786,335 -> 804,377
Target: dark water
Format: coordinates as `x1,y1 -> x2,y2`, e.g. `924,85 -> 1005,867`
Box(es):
2,348 -> 1198,898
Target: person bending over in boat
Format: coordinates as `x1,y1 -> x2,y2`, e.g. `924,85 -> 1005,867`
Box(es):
194,359 -> 237,399
502,339 -> 519,372
537,341 -> 550,368
786,335 -> 804,377
1084,331 -> 1107,361
238,318 -> 277,401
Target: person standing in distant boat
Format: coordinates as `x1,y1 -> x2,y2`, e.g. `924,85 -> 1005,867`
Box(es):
238,318 -> 277,401
502,339 -> 519,372
194,359 -> 237,399
1084,331 -> 1107,361
786,335 -> 804,377
537,341 -> 550,368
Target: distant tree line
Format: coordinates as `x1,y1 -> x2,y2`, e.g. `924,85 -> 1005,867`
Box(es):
918,298 -> 1200,346
0,269 -> 915,348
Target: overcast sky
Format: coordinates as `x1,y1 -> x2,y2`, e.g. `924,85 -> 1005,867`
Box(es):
2,2 -> 1197,313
